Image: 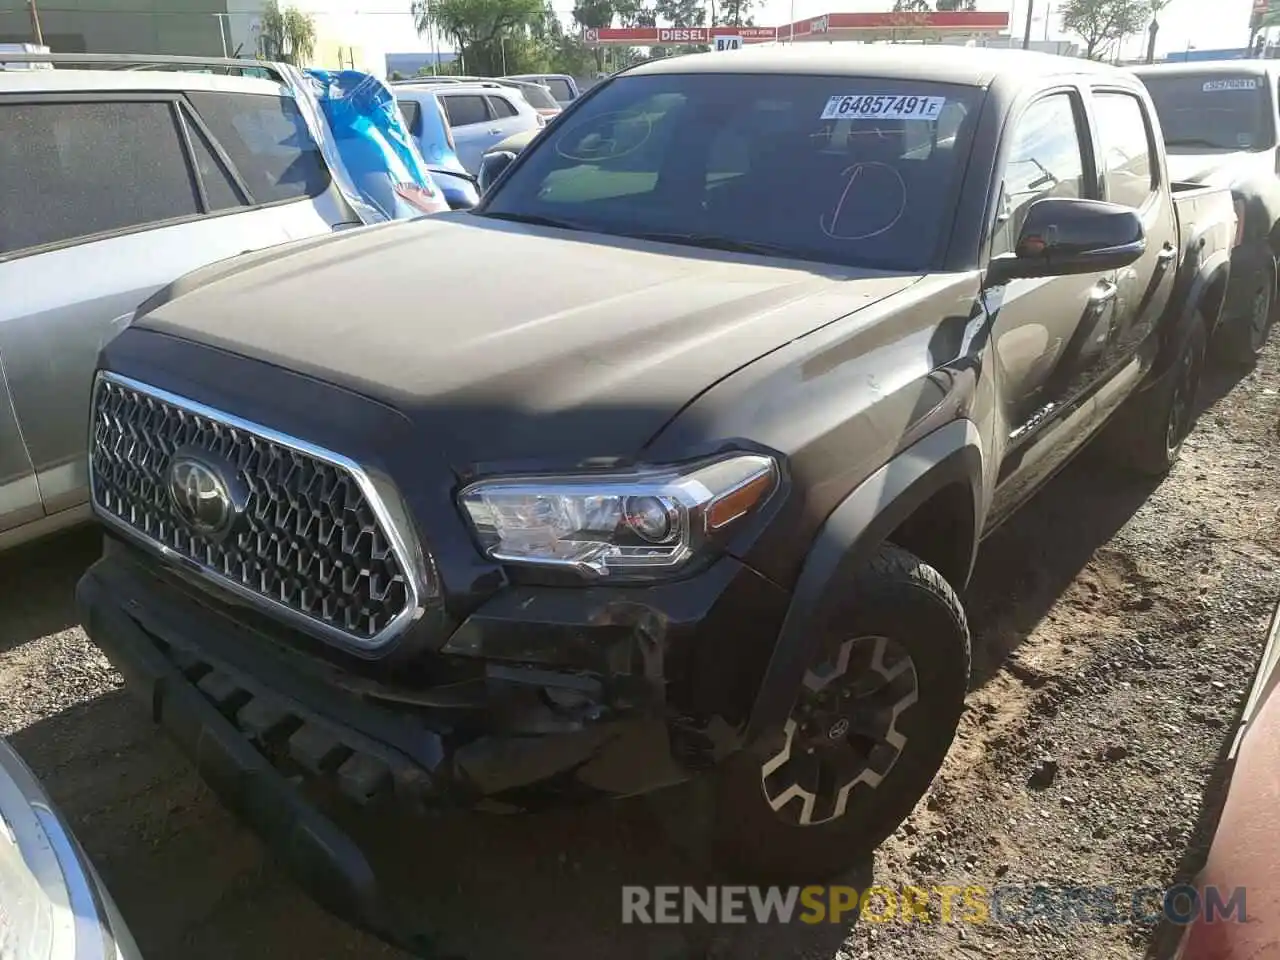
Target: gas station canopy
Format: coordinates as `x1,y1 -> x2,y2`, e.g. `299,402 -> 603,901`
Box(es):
580,10 -> 1011,46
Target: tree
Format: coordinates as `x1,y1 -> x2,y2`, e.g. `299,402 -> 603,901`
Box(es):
572,0 -> 615,71
892,0 -> 930,10
656,0 -> 704,27
412,0 -> 545,75
715,0 -> 753,27
1059,0 -> 1148,60
258,1 -> 317,66
935,0 -> 976,10
616,0 -> 657,27
1144,0 -> 1176,63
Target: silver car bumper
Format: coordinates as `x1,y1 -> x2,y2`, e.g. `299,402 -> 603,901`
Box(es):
0,738 -> 140,960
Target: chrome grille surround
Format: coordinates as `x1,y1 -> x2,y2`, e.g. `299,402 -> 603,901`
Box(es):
88,371 -> 431,653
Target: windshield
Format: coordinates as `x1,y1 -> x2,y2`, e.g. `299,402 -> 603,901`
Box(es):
1140,74 -> 1276,151
478,72 -> 983,271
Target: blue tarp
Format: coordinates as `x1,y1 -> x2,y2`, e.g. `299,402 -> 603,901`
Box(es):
301,68 -> 446,221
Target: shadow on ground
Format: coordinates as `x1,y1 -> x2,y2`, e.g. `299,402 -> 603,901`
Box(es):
0,526 -> 100,653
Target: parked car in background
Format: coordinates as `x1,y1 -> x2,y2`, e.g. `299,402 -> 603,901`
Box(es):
0,53 -> 421,553
391,75 -> 562,120
1134,61 -> 1280,363
392,85 -> 481,208
77,47 -> 1235,950
304,68 -> 452,221
427,81 -> 544,172
505,72 -> 580,107
496,78 -> 562,119
0,42 -> 53,70
0,736 -> 141,959
477,126 -> 541,192
1168,602 -> 1280,960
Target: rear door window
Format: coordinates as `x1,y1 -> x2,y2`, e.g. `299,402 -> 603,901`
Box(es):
489,95 -> 519,118
186,90 -> 330,204
442,94 -> 490,127
517,84 -> 558,111
544,78 -> 574,101
1092,91 -> 1157,209
181,107 -> 246,212
397,98 -> 423,134
0,100 -> 201,256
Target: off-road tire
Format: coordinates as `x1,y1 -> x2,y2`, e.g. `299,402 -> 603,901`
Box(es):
1213,263 -> 1275,366
687,544 -> 971,883
1104,313 -> 1207,477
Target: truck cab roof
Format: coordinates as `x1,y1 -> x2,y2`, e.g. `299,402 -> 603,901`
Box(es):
626,43 -> 1130,88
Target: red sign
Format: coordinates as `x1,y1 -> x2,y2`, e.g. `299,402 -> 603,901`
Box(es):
584,25 -> 777,45
582,11 -> 1007,45
817,11 -> 1009,29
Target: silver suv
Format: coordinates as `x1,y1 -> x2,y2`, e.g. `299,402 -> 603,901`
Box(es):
0,56 -> 363,552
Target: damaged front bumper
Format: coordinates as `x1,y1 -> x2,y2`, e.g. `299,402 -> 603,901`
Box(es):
75,537 -> 788,943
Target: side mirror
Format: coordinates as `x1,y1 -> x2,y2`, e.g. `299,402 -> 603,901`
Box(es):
987,197 -> 1147,285
478,150 -> 518,194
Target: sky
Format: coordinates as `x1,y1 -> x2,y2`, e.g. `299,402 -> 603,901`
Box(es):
332,0 -> 1256,60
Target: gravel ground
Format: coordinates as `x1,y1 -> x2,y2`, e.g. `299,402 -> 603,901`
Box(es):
1,337 -> 1276,960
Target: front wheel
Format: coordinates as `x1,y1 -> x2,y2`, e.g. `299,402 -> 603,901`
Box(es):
704,545 -> 970,883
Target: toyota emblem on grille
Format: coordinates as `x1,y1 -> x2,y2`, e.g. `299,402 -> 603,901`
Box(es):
168,456 -> 237,536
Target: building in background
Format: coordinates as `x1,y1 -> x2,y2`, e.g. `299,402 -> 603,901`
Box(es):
0,0 -> 424,74
385,50 -> 456,77
0,0 -> 226,55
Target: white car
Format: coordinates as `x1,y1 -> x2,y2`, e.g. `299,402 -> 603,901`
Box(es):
0,737 -> 140,959
398,81 -> 543,173
0,54 -> 441,554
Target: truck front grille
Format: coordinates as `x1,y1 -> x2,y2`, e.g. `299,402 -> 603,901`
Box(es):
89,372 -> 424,651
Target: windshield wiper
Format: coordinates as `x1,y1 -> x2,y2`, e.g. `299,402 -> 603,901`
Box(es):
1165,137 -> 1236,150
622,231 -> 797,258
478,211 -> 589,231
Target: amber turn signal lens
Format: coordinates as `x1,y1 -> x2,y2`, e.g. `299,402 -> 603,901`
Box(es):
706,469 -> 776,531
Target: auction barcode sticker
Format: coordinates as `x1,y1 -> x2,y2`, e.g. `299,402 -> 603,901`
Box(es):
1203,78 -> 1259,91
820,94 -> 947,121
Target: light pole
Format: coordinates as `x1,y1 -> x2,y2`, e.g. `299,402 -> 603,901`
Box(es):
1022,0 -> 1035,49
211,12 -> 230,57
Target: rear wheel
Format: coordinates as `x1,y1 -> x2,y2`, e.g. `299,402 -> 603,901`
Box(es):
701,545 -> 970,882
1104,312 -> 1207,476
1214,264 -> 1275,365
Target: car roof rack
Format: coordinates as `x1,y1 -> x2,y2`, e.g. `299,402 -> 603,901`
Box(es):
391,76 -> 510,89
0,51 -> 288,82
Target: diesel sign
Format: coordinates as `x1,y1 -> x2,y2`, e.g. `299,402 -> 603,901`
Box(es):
659,28 -> 708,42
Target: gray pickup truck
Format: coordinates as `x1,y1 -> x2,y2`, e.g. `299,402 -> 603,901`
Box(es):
76,46 -> 1234,947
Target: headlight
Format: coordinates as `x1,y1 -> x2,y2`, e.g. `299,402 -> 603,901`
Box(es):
458,454 -> 778,578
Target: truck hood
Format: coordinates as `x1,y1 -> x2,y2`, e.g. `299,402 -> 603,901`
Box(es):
133,214 -> 922,466
1166,148 -> 1275,187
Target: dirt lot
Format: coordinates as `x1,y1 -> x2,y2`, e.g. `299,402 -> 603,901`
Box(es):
2,339 -> 1278,960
